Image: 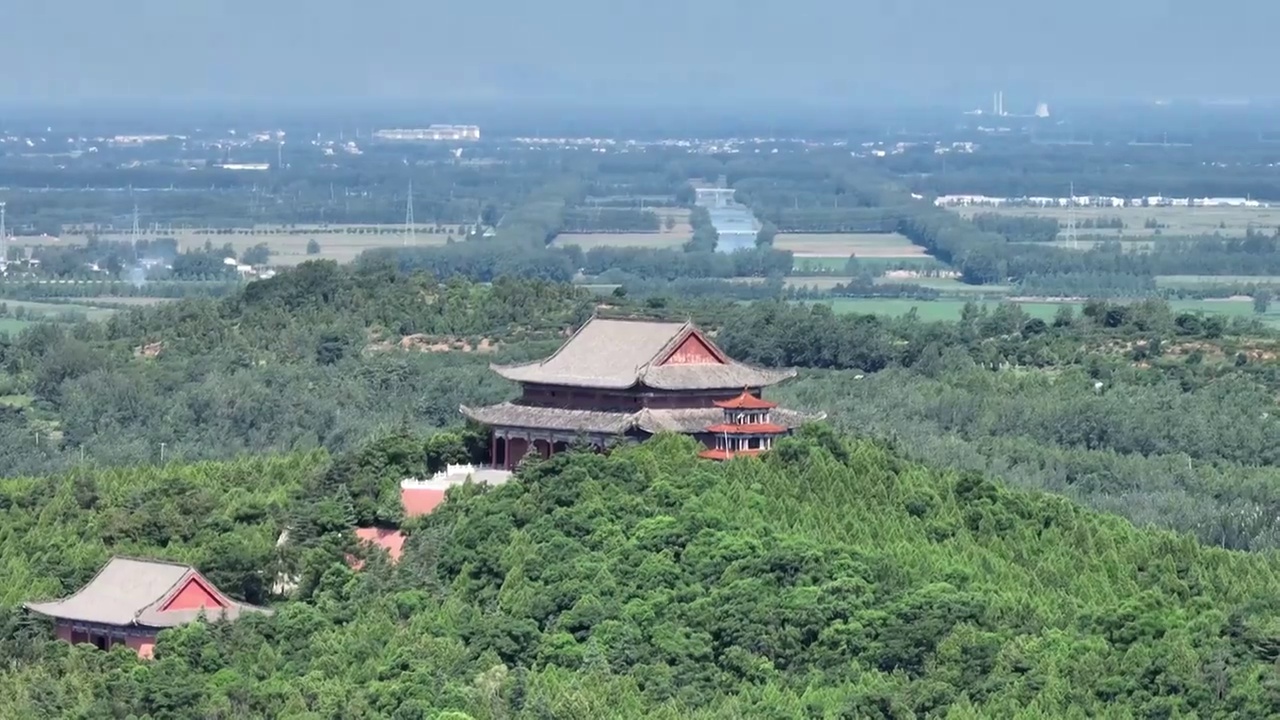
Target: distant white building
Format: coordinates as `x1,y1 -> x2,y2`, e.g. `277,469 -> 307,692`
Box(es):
932,193 -> 1271,210
374,125 -> 480,142
1195,197 -> 1258,207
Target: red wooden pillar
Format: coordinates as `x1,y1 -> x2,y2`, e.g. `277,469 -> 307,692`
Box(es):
490,432 -> 497,468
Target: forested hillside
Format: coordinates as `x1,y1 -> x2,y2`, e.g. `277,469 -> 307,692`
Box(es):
0,263 -> 592,475
0,454 -> 325,609
6,259 -> 1280,552
4,434 -> 1280,718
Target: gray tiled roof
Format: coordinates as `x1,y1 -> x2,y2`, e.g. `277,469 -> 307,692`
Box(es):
461,403 -> 823,435
25,557 -> 271,628
490,317 -> 796,390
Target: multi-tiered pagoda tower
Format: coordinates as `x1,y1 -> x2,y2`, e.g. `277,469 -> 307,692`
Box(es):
461,316 -> 822,468
698,390 -> 791,461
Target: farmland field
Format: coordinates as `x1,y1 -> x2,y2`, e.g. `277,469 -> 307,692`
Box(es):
785,276 -> 853,290
84,296 -> 180,307
814,298 -> 1073,321
53,224 -> 462,266
0,299 -> 115,321
553,232 -> 690,250
773,232 -> 927,258
882,278 -> 1013,294
784,277 -> 1008,294
654,208 -> 693,236
1157,275 -> 1280,288
553,208 -> 693,250
0,319 -> 33,333
810,295 -> 1280,326
954,205 -> 1280,238
791,255 -> 945,274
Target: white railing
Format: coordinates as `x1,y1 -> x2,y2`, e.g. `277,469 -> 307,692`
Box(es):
401,464 -> 507,488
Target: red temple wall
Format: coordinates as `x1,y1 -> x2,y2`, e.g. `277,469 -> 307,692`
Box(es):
55,621 -> 157,659
161,578 -> 227,612
126,634 -> 157,660
519,384 -> 757,411
660,334 -> 722,365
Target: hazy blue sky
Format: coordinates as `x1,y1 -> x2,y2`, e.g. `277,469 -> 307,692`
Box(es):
5,0 -> 1277,107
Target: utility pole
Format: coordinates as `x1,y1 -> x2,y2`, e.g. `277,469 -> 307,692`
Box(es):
0,200 -> 7,266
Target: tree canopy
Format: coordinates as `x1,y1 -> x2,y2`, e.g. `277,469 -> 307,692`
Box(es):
4,434 -> 1280,717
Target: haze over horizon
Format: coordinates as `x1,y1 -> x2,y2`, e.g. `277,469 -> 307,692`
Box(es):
4,0 -> 1277,108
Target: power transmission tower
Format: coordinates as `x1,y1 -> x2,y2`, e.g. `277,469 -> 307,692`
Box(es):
1065,182 -> 1079,250
403,180 -> 416,246
131,203 -> 141,244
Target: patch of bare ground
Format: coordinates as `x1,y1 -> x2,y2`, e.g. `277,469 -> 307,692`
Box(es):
134,341 -> 163,358
366,335 -> 499,354
1159,340 -> 1279,362
1160,341 -> 1227,360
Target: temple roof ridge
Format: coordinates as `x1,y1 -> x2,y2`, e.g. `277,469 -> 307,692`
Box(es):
489,316 -> 796,391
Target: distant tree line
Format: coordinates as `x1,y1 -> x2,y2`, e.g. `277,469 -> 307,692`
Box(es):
560,208 -> 661,233
970,213 -> 1060,243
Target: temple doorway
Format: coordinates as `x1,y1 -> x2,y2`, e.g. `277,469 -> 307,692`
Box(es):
493,436 -> 507,468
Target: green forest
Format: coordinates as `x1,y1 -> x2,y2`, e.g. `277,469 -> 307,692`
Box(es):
5,435 -> 1280,718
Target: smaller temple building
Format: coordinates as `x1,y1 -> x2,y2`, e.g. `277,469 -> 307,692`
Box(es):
25,557 -> 271,659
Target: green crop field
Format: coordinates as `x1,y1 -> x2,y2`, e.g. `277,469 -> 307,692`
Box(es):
954,205 -> 1280,238
83,296 -> 180,307
0,299 -> 115,321
785,277 -> 1010,295
0,319 -> 33,334
806,296 -> 1280,324
1156,275 -> 1280,288
785,276 -> 853,290
813,298 -> 1073,321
